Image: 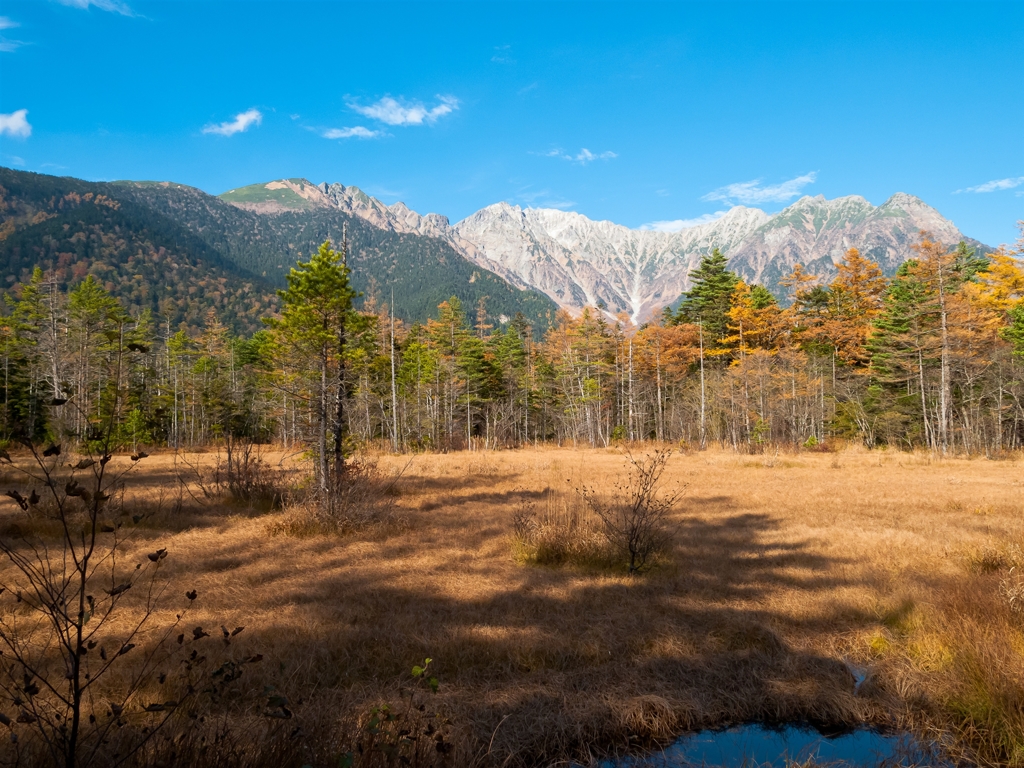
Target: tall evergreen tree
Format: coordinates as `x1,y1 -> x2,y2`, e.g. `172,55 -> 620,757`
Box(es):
265,240 -> 356,489
671,248 -> 739,346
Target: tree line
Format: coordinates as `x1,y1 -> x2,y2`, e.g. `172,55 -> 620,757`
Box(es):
2,225 -> 1023,463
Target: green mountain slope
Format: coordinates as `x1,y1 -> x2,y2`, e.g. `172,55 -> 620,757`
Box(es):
0,168 -> 558,334
115,179 -> 558,328
0,168 -> 278,333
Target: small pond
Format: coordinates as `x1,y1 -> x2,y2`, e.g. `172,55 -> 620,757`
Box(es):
603,723 -> 949,767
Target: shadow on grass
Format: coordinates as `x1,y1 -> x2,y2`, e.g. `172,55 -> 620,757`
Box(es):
161,497 -> 883,767
0,462 -> 893,767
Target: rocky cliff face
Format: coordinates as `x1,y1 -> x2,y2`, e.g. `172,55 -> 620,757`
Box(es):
227,179 -> 986,324
452,194 -> 983,322
724,193 -> 974,297
452,204 -> 769,321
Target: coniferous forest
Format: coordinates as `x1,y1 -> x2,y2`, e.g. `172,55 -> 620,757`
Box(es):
3,211 -> 1023,457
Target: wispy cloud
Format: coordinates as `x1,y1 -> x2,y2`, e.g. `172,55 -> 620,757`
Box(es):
536,147 -> 617,165
955,176 -> 1024,194
516,187 -> 575,210
640,211 -> 728,232
0,16 -> 25,52
348,95 -> 458,126
55,0 -> 136,16
322,126 -> 380,139
2,154 -> 25,166
0,109 -> 32,139
492,45 -> 515,64
365,185 -> 405,201
202,109 -> 262,137
702,172 -> 817,205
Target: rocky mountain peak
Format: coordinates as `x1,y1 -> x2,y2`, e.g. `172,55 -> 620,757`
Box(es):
882,191 -> 926,208
254,179 -> 985,324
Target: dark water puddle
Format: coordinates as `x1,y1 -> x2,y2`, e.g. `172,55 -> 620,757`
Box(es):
603,723 -> 948,767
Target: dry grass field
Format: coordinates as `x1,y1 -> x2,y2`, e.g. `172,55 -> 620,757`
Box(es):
2,444 -> 1024,767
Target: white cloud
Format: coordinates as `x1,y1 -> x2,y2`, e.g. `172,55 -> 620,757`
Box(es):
202,109 -> 262,137
0,19 -> 24,52
348,95 -> 458,126
702,172 -> 817,205
640,211 -> 728,232
322,126 -> 380,139
3,155 -> 25,166
536,147 -> 617,165
364,185 -> 404,200
0,109 -> 31,139
955,176 -> 1024,194
56,0 -> 135,15
536,198 -> 576,210
575,148 -> 616,163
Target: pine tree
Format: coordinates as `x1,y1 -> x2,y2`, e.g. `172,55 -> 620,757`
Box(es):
1,269 -> 50,440
265,240 -> 356,489
671,248 -> 739,346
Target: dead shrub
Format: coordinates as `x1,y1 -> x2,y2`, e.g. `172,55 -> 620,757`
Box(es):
0,439 -> 261,768
578,449 -> 684,575
215,439 -> 287,509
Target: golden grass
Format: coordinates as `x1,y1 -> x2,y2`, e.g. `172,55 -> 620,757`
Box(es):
2,445 -> 1024,766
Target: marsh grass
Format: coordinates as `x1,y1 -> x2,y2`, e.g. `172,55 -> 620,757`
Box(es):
3,446 -> 1024,766
267,457 -> 408,537
508,486 -> 619,569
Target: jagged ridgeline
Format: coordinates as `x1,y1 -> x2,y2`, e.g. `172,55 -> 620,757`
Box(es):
0,168 -> 558,334
128,177 -> 556,328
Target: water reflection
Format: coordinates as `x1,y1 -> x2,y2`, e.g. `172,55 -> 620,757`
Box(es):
605,723 -> 947,767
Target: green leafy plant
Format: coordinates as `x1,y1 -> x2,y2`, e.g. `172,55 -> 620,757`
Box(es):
345,658 -> 451,767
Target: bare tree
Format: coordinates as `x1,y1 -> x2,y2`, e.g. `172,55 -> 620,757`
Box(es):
578,449 -> 684,574
0,345 -> 253,766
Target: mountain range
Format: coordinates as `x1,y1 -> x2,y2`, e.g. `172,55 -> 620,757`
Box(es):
1,166 -> 990,334
237,179 -> 986,323
0,168 -> 557,334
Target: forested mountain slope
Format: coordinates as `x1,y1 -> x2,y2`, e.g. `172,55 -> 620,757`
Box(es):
0,168 -> 558,334
0,168 -> 277,333
116,178 -> 558,328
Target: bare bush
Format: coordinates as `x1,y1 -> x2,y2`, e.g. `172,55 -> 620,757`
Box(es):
216,438 -> 286,509
509,490 -> 539,544
577,449 -> 684,575
0,439 -> 260,768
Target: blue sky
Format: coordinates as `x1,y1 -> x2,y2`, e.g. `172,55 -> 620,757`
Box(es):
0,0 -> 1021,246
